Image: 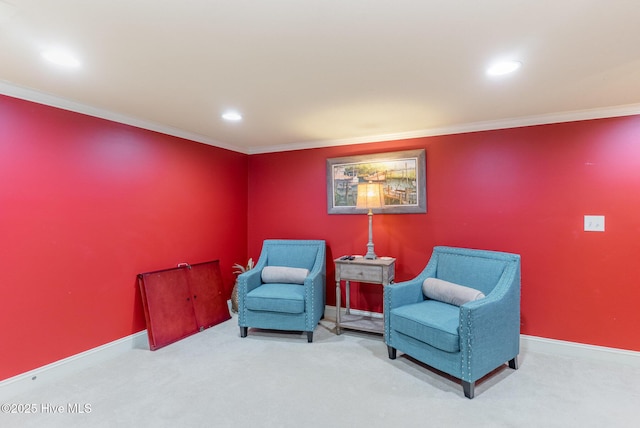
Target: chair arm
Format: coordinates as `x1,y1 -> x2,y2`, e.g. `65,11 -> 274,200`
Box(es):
384,279 -> 425,309
307,258 -> 324,279
458,264 -> 520,381
237,267 -> 264,326
383,279 -> 424,341
238,268 -> 262,294
384,257 -> 437,310
304,260 -> 326,329
304,265 -> 325,292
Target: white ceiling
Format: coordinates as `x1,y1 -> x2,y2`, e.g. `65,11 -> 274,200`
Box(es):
2,0 -> 640,154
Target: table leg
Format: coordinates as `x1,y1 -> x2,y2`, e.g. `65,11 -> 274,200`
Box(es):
335,279 -> 341,335
345,280 -> 351,315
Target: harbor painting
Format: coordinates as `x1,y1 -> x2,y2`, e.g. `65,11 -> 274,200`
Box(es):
327,149 -> 426,214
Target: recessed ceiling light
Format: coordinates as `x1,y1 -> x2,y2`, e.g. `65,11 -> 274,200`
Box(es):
222,111 -> 242,121
486,60 -> 522,76
42,48 -> 81,68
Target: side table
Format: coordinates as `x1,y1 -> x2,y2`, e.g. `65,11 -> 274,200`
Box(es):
334,256 -> 396,335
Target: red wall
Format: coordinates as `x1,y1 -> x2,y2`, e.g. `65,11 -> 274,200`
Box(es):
0,95 -> 248,381
2,93 -> 638,382
248,116 -> 640,352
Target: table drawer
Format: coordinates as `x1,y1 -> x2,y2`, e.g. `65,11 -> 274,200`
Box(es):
339,264 -> 383,283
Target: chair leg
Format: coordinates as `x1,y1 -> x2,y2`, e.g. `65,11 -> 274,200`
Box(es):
307,331 -> 313,343
462,381 -> 475,399
508,356 -> 519,370
387,346 -> 397,360
240,326 -> 247,338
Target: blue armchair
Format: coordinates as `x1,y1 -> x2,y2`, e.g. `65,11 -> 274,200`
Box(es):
238,240 -> 326,342
384,246 -> 521,398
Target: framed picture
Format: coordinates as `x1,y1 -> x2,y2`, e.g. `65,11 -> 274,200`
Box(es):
327,149 -> 426,214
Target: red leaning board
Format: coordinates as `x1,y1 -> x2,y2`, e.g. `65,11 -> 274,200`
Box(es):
138,260 -> 231,350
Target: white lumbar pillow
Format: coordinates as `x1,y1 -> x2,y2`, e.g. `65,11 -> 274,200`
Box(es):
422,277 -> 485,306
261,266 -> 309,284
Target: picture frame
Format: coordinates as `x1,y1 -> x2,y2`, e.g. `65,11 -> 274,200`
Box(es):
326,149 -> 426,214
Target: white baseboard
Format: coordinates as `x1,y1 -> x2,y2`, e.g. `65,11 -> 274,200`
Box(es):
0,331 -> 148,402
519,334 -> 640,366
325,305 -> 640,367
2,308 -> 639,402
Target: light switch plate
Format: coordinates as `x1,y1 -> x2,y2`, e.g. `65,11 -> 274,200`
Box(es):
584,215 -> 605,232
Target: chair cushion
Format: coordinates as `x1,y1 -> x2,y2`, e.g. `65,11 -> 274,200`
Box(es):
435,250 -> 507,295
245,283 -> 306,314
266,243 -> 319,270
422,277 -> 485,306
390,300 -> 460,353
261,266 -> 309,284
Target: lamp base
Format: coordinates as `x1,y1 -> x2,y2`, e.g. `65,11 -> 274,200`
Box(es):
364,252 -> 377,260
364,210 -> 377,259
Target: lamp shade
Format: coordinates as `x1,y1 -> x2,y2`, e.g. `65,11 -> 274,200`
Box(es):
356,181 -> 384,210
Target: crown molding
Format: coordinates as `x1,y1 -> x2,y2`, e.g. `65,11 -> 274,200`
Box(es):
0,80 -> 249,154
248,103 -> 640,154
3,80 -> 639,156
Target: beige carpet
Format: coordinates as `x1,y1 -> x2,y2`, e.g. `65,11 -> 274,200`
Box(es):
3,314 -> 639,427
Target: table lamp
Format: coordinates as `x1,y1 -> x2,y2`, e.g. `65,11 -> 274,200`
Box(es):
356,181 -> 385,259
